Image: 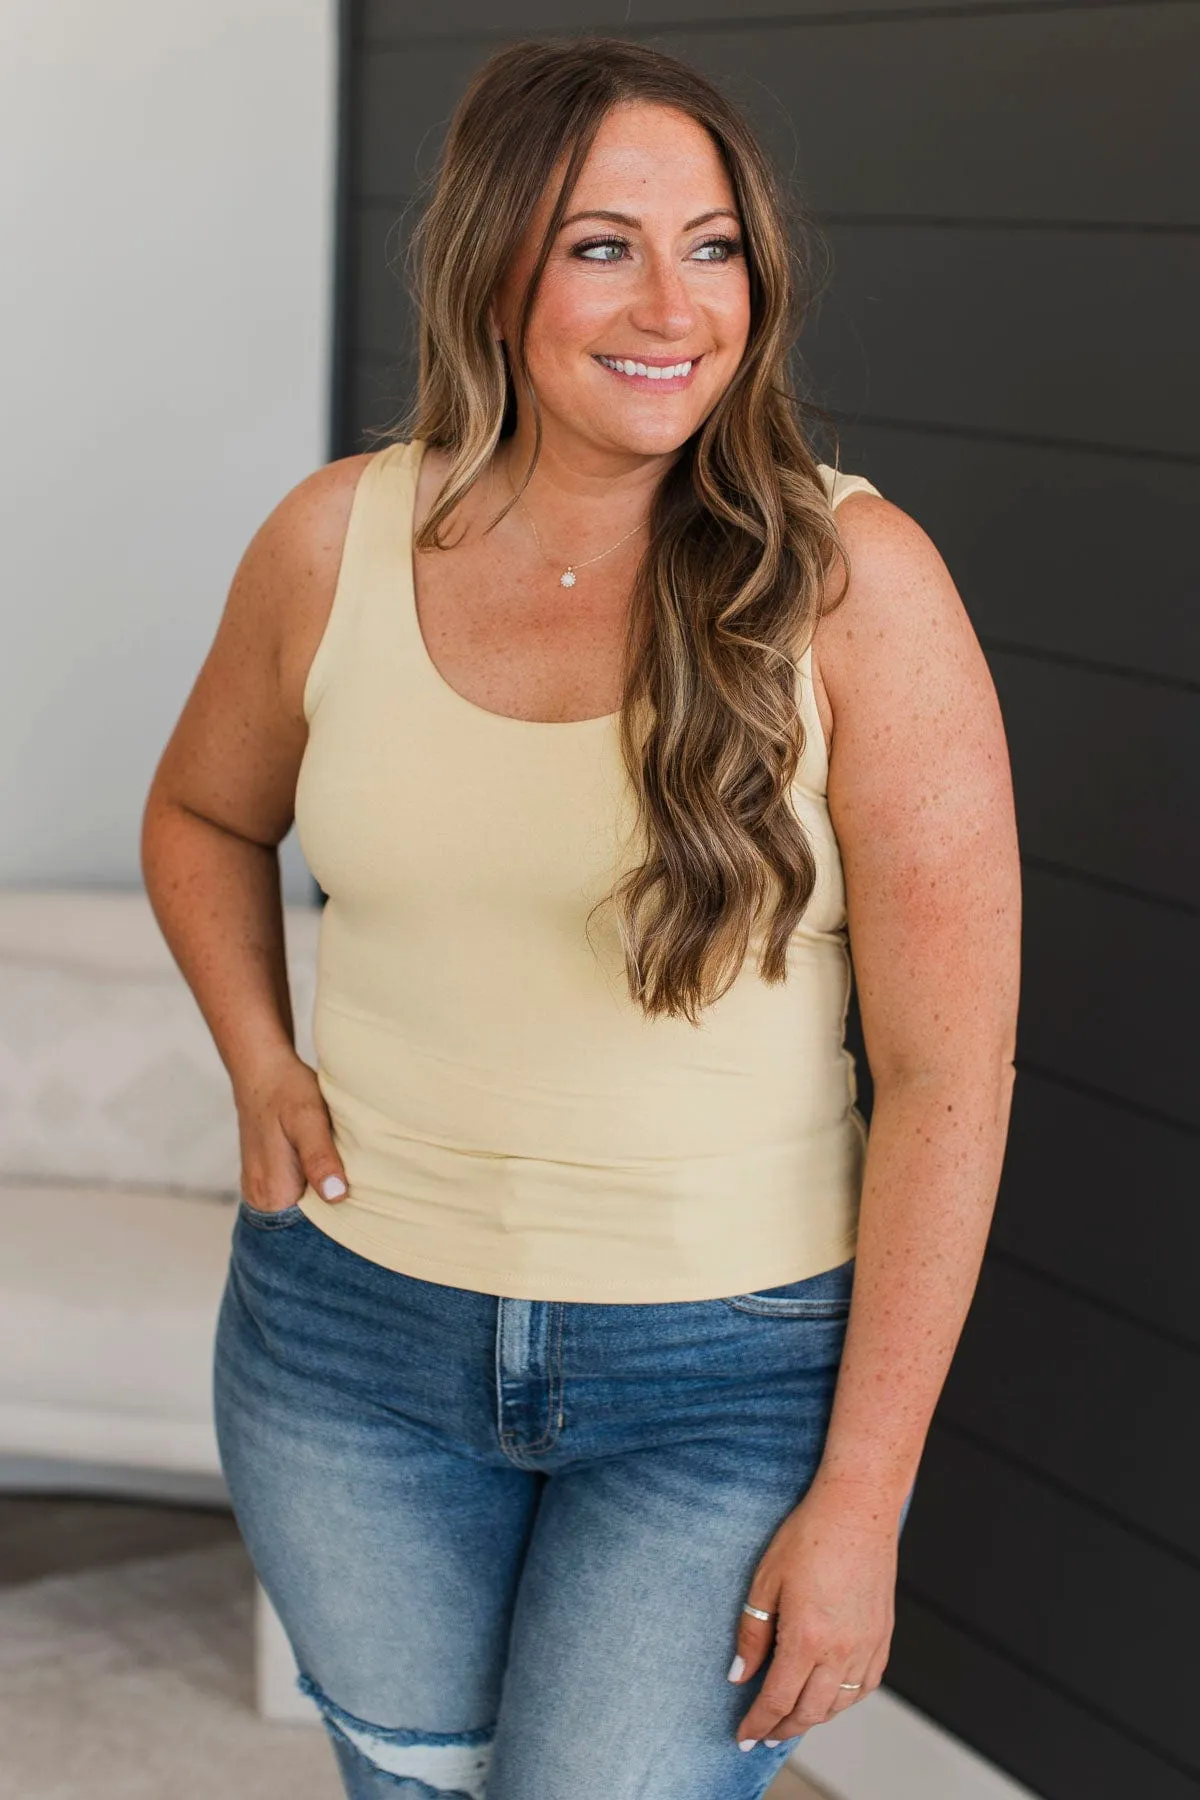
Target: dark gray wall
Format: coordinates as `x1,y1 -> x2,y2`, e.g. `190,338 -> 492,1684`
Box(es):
333,5 -> 1200,1796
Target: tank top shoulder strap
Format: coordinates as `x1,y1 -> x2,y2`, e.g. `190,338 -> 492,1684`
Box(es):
793,463 -> 884,791
302,438 -> 421,723
815,463 -> 884,511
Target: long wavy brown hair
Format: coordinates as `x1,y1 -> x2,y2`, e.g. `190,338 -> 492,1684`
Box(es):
397,35 -> 849,1024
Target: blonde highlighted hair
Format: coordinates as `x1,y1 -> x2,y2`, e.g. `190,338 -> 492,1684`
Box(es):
395,35 -> 848,1023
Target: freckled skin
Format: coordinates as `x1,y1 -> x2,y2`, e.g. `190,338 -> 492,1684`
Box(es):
143,91 -> 1021,1752
490,100 -> 751,468
728,489 -> 1021,1742
411,99 -> 755,726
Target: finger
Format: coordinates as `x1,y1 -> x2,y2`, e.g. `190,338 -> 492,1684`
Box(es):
771,1662 -> 862,1740
727,1600 -> 778,1684
239,1128 -> 309,1214
825,1649 -> 884,1717
827,1637 -> 888,1716
866,1637 -> 892,1689
284,1093 -> 349,1202
735,1641 -> 816,1745
768,1657 -> 879,1744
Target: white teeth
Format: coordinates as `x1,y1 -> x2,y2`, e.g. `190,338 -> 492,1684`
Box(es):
598,356 -> 693,379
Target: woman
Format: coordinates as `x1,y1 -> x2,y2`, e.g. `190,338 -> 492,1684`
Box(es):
142,36 -> 1020,1800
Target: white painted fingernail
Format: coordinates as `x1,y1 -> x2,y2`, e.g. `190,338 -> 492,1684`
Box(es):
321,1175 -> 346,1199
765,1739 -> 781,1747
726,1654 -> 745,1682
738,1738 -> 757,1752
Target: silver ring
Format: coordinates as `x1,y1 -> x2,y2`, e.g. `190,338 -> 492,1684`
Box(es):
741,1602 -> 774,1621
839,1682 -> 863,1690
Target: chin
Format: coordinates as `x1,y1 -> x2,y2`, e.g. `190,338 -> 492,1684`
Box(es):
596,410 -> 708,458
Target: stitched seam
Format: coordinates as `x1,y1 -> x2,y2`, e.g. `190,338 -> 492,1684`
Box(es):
496,1303 -> 565,1459
720,1299 -> 850,1318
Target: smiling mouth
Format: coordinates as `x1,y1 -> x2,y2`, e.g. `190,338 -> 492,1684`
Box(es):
593,353 -> 700,383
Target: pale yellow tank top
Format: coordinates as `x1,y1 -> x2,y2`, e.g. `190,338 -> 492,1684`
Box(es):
293,438 -> 883,1302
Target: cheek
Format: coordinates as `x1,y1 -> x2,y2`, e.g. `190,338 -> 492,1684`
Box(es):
710,277 -> 751,353
526,271 -> 616,371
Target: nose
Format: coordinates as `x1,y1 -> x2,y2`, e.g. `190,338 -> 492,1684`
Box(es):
627,249 -> 697,342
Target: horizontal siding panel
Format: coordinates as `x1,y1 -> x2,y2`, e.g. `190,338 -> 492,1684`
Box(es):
1019,868 -> 1200,1128
355,40 -> 487,190
900,1427 -> 1200,1771
819,424 -> 1200,687
342,12 -> 1200,1799
890,1591 -> 1200,1800
672,5 -> 1199,225
352,226 -> 1200,462
992,1071 -> 1198,1343
806,225 -> 1200,456
356,8 -> 1199,225
344,350 -> 415,450
363,0 -> 1100,36
337,14 -> 1200,1799
350,234 -> 1200,688
938,1257 -> 1200,1555
991,653 -> 1200,908
352,201 -> 418,364
351,213 -> 1200,546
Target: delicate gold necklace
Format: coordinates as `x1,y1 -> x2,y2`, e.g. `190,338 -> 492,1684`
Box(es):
499,462 -> 646,589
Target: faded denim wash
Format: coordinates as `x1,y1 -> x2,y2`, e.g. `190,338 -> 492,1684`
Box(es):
213,1196 -> 911,1800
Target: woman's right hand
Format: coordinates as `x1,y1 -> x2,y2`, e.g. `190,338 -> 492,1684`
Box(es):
233,1047 -> 348,1213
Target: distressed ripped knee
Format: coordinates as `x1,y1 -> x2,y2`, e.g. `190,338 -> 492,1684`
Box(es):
296,1671 -> 494,1799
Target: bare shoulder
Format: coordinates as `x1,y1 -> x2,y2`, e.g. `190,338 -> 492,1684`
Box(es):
806,495 -> 1020,1082
810,487 -> 1016,890
143,451 -> 377,848
193,448 -> 381,727
259,451 -> 379,722
811,490 -> 980,723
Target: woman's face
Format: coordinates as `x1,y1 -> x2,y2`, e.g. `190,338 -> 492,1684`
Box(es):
493,100 -> 752,464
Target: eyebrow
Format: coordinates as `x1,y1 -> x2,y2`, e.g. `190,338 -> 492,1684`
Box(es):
559,207 -> 741,232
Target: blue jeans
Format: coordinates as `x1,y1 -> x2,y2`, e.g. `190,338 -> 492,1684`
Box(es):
213,1198 -> 908,1800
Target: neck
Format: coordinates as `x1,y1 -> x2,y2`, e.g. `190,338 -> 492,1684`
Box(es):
494,420 -> 673,538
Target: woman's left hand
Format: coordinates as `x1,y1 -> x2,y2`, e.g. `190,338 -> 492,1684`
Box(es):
728,1474 -> 900,1747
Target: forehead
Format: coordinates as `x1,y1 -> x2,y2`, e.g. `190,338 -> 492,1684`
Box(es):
552,101 -> 736,215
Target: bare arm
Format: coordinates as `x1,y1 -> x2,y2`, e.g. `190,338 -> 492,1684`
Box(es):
140,452 -> 373,1203
731,492 -> 1020,1744
812,493 -> 1020,1513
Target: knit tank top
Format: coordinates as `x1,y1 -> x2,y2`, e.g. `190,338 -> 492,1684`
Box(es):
292,438 -> 883,1302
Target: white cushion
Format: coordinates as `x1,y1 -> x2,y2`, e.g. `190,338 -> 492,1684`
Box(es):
0,887 -> 321,978
0,1179 -> 236,1473
0,888 -> 319,1196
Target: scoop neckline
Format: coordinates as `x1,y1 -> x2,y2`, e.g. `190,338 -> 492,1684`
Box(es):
404,437 -> 620,731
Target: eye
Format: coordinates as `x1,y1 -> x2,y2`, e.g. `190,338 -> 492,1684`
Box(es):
572,236 -> 628,263
692,235 -> 743,262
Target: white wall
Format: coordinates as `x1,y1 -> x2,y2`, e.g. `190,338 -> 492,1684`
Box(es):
0,0 -> 337,903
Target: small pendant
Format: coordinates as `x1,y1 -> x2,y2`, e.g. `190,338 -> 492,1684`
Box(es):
559,568 -> 577,588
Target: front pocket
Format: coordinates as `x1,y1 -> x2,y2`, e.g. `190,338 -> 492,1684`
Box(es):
720,1257 -> 854,1318
237,1195 -> 308,1231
